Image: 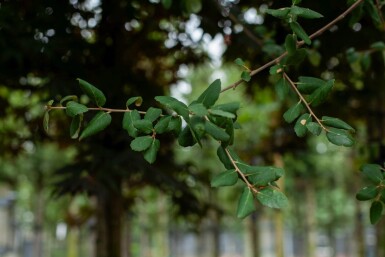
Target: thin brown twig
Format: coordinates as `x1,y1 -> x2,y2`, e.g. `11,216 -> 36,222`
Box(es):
221,0 -> 366,93
47,106 -> 147,115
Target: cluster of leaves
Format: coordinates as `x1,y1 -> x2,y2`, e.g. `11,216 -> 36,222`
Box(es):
356,164 -> 385,224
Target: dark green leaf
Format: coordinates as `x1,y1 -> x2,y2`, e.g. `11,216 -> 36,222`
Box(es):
143,139 -> 160,164
297,76 -> 325,94
161,0 -> 172,9
205,121 -> 230,142
285,34 -> 297,55
256,187 -> 289,209
283,101 -> 304,123
122,110 -> 141,137
371,41 -> 385,50
241,71 -> 251,82
290,6 -> 323,19
238,164 -> 284,186
212,102 -> 240,114
144,107 -> 162,122
326,127 -> 355,147
306,122 -> 322,136
77,78 -> 106,107
43,111 -> 50,134
234,58 -> 245,66
322,116 -> 355,132
370,201 -> 383,225
155,96 -> 190,121
292,0 -> 302,4
307,79 -> 334,106
265,8 -> 291,19
361,164 -> 384,184
275,77 -> 290,101
130,136 -> 153,152
356,186 -> 379,201
60,95 -> 78,105
66,101 -> 88,117
154,116 -> 172,134
197,79 -> 221,108
79,112 -> 112,140
290,21 -> 311,45
217,146 -> 233,170
126,96 -> 143,108
211,169 -> 238,187
364,0 -> 381,26
178,126 -> 196,147
133,120 -> 153,134
294,113 -> 312,137
167,116 -> 182,135
237,187 -> 256,219
189,102 -> 208,116
70,114 -> 83,139
269,64 -> 283,75
285,48 -> 307,66
209,109 -> 236,119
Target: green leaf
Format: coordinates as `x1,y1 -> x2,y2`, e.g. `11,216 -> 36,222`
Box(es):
209,109 -> 236,119
275,77 -> 290,101
238,164 -> 284,186
178,126 -> 196,147
211,169 -> 238,187
212,102 -> 240,114
269,64 -> 283,75
356,186 -> 379,201
241,71 -> 251,82
265,8 -> 291,19
155,96 -> 190,121
371,41 -> 385,50
234,58 -> 245,66
189,102 -> 208,116
290,6 -> 323,19
130,136 -> 153,152
256,187 -> 289,209
70,114 -> 83,139
370,201 -> 383,225
196,79 -> 221,108
297,76 -> 325,94
133,120 -> 153,134
43,111 -> 50,134
322,116 -> 355,132
237,187 -> 256,219
292,0 -> 302,4
361,164 -> 384,184
126,96 -> 143,108
294,113 -> 312,137
77,78 -> 106,107
285,48 -> 307,66
154,116 -> 171,134
143,139 -> 160,164
66,101 -> 88,117
60,95 -> 78,105
217,146 -> 233,170
306,122 -> 322,136
283,101 -> 304,123
290,21 -> 311,45
189,116 -> 205,146
161,0 -> 172,9
167,116 -> 182,135
144,107 -> 162,122
205,121 -> 230,142
79,112 -> 112,140
326,127 -> 355,147
307,79 -> 334,107
285,34 -> 297,55
122,110 -> 141,137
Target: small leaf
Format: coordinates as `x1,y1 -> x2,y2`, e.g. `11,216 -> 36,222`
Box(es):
60,95 -> 78,105
144,107 -> 162,122
66,101 -> 88,117
178,126 -> 196,147
70,114 -> 83,139
126,96 -> 143,108
265,8 -> 291,19
297,76 -> 325,94
212,102 -> 240,114
326,127 -> 355,147
275,77 -> 290,101
205,121 -> 230,142
43,111 -> 50,134
154,116 -> 172,134
322,116 -> 355,132
306,122 -> 322,136
77,78 -> 106,107
189,102 -> 208,116
290,6 -> 323,19
217,146 -> 233,170
356,186 -> 379,201
155,96 -> 190,121
256,187 -> 289,209
143,139 -> 160,164
290,21 -> 311,45
285,48 -> 307,66
196,79 -> 221,108
234,58 -> 245,66
269,64 -> 283,75
371,41 -> 385,50
370,201 -> 383,225
294,113 -> 312,137
361,164 -> 384,184
237,187 -> 256,219
167,116 -> 182,135
133,120 -> 153,134
241,71 -> 251,82
285,34 -> 297,55
209,109 -> 236,119
122,110 -> 140,137
283,101 -> 304,123
79,112 -> 112,140
307,79 -> 334,107
211,169 -> 238,187
130,136 -> 153,152
238,164 -> 284,186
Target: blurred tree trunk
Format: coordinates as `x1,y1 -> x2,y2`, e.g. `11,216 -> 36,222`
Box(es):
244,214 -> 259,257
273,154 -> 284,257
33,175 -> 44,257
305,183 -> 317,257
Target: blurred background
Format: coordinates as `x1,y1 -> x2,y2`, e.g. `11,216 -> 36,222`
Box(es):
0,0 -> 384,257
